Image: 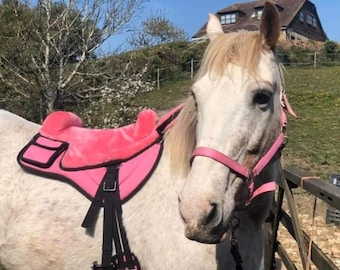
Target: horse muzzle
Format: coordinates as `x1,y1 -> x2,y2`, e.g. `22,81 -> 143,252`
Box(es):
184,222 -> 228,244
179,196 -> 228,244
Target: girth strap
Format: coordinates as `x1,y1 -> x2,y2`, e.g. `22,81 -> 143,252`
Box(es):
83,165 -> 140,270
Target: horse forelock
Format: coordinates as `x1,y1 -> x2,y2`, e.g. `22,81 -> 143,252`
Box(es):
165,97 -> 197,176
196,30 -> 265,79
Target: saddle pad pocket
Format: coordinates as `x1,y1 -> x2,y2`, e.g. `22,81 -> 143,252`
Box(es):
35,136 -> 65,148
21,135 -> 67,168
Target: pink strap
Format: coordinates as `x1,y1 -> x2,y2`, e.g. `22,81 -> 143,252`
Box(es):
192,147 -> 250,178
192,132 -> 284,179
252,133 -> 284,176
190,100 -> 291,205
248,182 -> 276,202
191,133 -> 283,204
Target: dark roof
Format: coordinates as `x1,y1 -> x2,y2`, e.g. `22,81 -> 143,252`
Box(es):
193,0 -> 306,38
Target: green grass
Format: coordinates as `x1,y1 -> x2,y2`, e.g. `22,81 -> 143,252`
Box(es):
134,79 -> 193,111
283,66 -> 340,179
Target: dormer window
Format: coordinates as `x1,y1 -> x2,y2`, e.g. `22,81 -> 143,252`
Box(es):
255,9 -> 263,20
312,17 -> 317,28
220,13 -> 236,24
306,14 -> 313,25
299,12 -> 304,22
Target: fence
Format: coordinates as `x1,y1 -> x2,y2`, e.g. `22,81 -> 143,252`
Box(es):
153,52 -> 340,89
265,166 -> 340,270
278,52 -> 340,68
154,59 -> 201,90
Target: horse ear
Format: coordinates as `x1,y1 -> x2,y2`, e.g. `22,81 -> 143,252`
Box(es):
260,1 -> 280,50
206,13 -> 223,41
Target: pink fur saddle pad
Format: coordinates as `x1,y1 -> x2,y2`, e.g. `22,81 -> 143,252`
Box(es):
17,106 -> 181,200
39,108 -> 170,168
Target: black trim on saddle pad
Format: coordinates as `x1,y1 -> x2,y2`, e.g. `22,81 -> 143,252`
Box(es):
18,134 -> 68,169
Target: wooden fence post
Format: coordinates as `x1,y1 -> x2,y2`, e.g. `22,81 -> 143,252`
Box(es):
191,58 -> 194,78
314,51 -> 317,68
280,170 -> 308,269
157,68 -> 160,90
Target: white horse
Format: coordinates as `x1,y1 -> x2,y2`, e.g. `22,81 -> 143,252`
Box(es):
0,2 -> 285,269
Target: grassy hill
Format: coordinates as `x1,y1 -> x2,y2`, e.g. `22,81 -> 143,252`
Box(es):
135,66 -> 340,180
283,66 -> 340,179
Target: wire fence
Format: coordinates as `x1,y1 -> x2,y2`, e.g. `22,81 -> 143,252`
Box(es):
152,52 -> 340,89
278,52 -> 340,68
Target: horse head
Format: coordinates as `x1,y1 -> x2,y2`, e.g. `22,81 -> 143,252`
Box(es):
168,2 -> 283,244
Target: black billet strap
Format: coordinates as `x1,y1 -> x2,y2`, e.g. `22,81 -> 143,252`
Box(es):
81,165 -> 120,266
82,174 -> 107,229
84,165 -> 139,269
101,165 -> 120,267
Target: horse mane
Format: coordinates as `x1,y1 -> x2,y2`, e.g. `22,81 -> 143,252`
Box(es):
165,30 -> 281,175
196,30 -> 263,79
165,96 -> 197,175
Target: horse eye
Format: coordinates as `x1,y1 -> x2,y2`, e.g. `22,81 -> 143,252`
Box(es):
253,91 -> 272,105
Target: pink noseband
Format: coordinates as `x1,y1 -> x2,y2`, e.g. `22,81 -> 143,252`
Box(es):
191,104 -> 290,205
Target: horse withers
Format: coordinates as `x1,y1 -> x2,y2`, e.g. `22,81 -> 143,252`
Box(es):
0,2 -> 286,269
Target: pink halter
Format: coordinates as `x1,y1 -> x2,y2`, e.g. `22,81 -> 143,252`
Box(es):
191,97 -> 293,205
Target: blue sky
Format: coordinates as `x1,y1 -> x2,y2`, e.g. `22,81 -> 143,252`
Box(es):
102,0 -> 340,53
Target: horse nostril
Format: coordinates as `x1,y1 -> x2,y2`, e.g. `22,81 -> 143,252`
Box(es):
203,202 -> 218,226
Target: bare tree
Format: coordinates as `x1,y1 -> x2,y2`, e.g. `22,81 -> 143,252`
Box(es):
128,10 -> 188,49
0,0 -> 144,118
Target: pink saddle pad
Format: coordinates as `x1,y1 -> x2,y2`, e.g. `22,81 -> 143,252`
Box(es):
18,135 -> 162,201
17,105 -> 182,201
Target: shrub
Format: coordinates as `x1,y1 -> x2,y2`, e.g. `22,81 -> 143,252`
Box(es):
323,40 -> 338,61
81,66 -> 155,128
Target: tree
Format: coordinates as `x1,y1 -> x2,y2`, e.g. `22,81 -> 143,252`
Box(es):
128,11 -> 188,49
0,0 -> 144,120
323,40 -> 338,61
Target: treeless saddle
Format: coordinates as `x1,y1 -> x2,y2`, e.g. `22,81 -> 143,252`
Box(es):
17,106 -> 181,200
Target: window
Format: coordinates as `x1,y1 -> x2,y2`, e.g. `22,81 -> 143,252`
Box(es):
306,14 -> 313,25
252,8 -> 263,20
312,17 -> 317,28
306,14 -> 317,27
299,12 -> 304,22
220,13 -> 236,24
256,9 -> 263,20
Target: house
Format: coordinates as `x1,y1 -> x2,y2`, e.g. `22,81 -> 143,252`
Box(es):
193,0 -> 328,42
